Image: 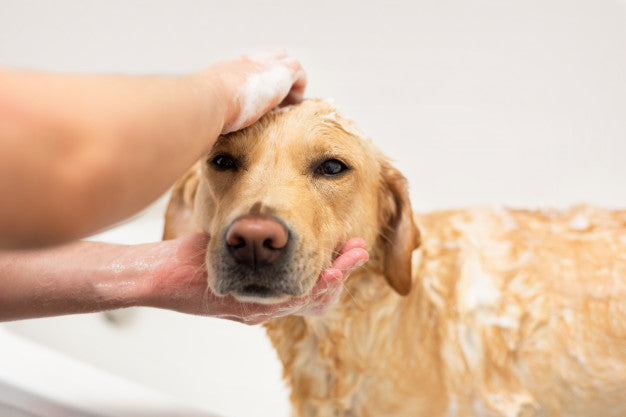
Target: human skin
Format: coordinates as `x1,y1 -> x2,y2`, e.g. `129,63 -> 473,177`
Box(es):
0,234 -> 368,323
0,50 -> 306,249
0,50 -> 368,322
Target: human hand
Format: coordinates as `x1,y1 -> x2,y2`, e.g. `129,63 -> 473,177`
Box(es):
218,237 -> 370,324
146,234 -> 368,324
197,49 -> 307,134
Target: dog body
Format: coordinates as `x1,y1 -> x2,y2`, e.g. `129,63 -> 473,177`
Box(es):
267,206 -> 626,417
164,100 -> 626,417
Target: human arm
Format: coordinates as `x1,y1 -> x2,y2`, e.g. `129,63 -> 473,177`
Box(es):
0,50 -> 306,249
0,234 -> 368,323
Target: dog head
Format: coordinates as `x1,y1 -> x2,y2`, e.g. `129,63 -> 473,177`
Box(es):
164,99 -> 419,304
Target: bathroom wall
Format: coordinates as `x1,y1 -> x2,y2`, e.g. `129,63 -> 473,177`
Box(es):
2,1 -> 626,416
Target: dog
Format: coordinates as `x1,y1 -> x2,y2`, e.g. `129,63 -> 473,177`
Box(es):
163,99 -> 626,417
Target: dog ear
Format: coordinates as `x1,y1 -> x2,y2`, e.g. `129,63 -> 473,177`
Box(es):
163,163 -> 201,240
377,160 -> 421,295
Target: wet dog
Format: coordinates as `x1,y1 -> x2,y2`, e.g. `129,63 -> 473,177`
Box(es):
164,99 -> 626,417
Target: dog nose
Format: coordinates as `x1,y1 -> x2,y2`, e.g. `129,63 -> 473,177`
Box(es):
225,217 -> 289,267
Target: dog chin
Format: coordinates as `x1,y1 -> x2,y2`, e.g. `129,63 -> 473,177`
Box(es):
219,272 -> 323,306
230,290 -> 292,305
229,278 -> 318,305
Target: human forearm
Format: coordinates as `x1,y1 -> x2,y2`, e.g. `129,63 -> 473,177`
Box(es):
0,240 -> 157,321
0,50 -> 307,248
0,70 -> 225,248
0,234 -> 368,323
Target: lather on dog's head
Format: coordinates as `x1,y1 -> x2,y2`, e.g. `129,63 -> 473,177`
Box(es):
163,99 -> 420,304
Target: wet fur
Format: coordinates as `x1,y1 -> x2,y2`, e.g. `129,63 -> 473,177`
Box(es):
164,100 -> 626,417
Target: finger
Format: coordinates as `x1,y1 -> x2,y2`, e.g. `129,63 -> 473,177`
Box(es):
317,241 -> 368,284
295,279 -> 343,316
280,66 -> 307,106
331,247 -> 369,273
337,237 -> 367,255
262,59 -> 305,109
281,87 -> 306,106
319,267 -> 343,284
313,279 -> 343,308
280,82 -> 306,106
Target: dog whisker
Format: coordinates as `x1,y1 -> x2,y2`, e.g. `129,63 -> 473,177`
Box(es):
341,282 -> 363,311
201,285 -> 212,315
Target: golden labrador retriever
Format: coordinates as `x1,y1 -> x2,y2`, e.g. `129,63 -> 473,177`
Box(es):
163,99 -> 626,417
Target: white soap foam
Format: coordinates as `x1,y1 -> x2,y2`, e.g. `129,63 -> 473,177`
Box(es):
223,65 -> 294,134
569,213 -> 590,231
461,257 -> 501,311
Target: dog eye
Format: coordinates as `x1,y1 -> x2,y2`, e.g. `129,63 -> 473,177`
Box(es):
211,154 -> 237,171
315,159 -> 348,177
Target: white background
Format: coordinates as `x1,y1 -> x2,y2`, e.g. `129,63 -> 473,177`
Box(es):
1,1 -> 626,416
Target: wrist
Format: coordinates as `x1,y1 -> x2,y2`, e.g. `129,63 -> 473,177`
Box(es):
83,243 -> 155,311
188,68 -> 234,138
133,234 -> 212,314
108,241 -> 172,310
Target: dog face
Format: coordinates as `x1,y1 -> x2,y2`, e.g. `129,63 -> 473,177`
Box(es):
164,100 -> 419,304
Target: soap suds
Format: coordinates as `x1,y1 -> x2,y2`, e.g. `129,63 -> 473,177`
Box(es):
569,213 -> 590,231
492,205 -> 518,231
461,256 -> 501,311
223,65 -> 295,134
319,109 -> 368,140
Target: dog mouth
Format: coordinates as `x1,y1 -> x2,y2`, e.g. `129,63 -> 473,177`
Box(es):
215,263 -> 326,304
239,284 -> 281,298
210,230 -> 336,304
